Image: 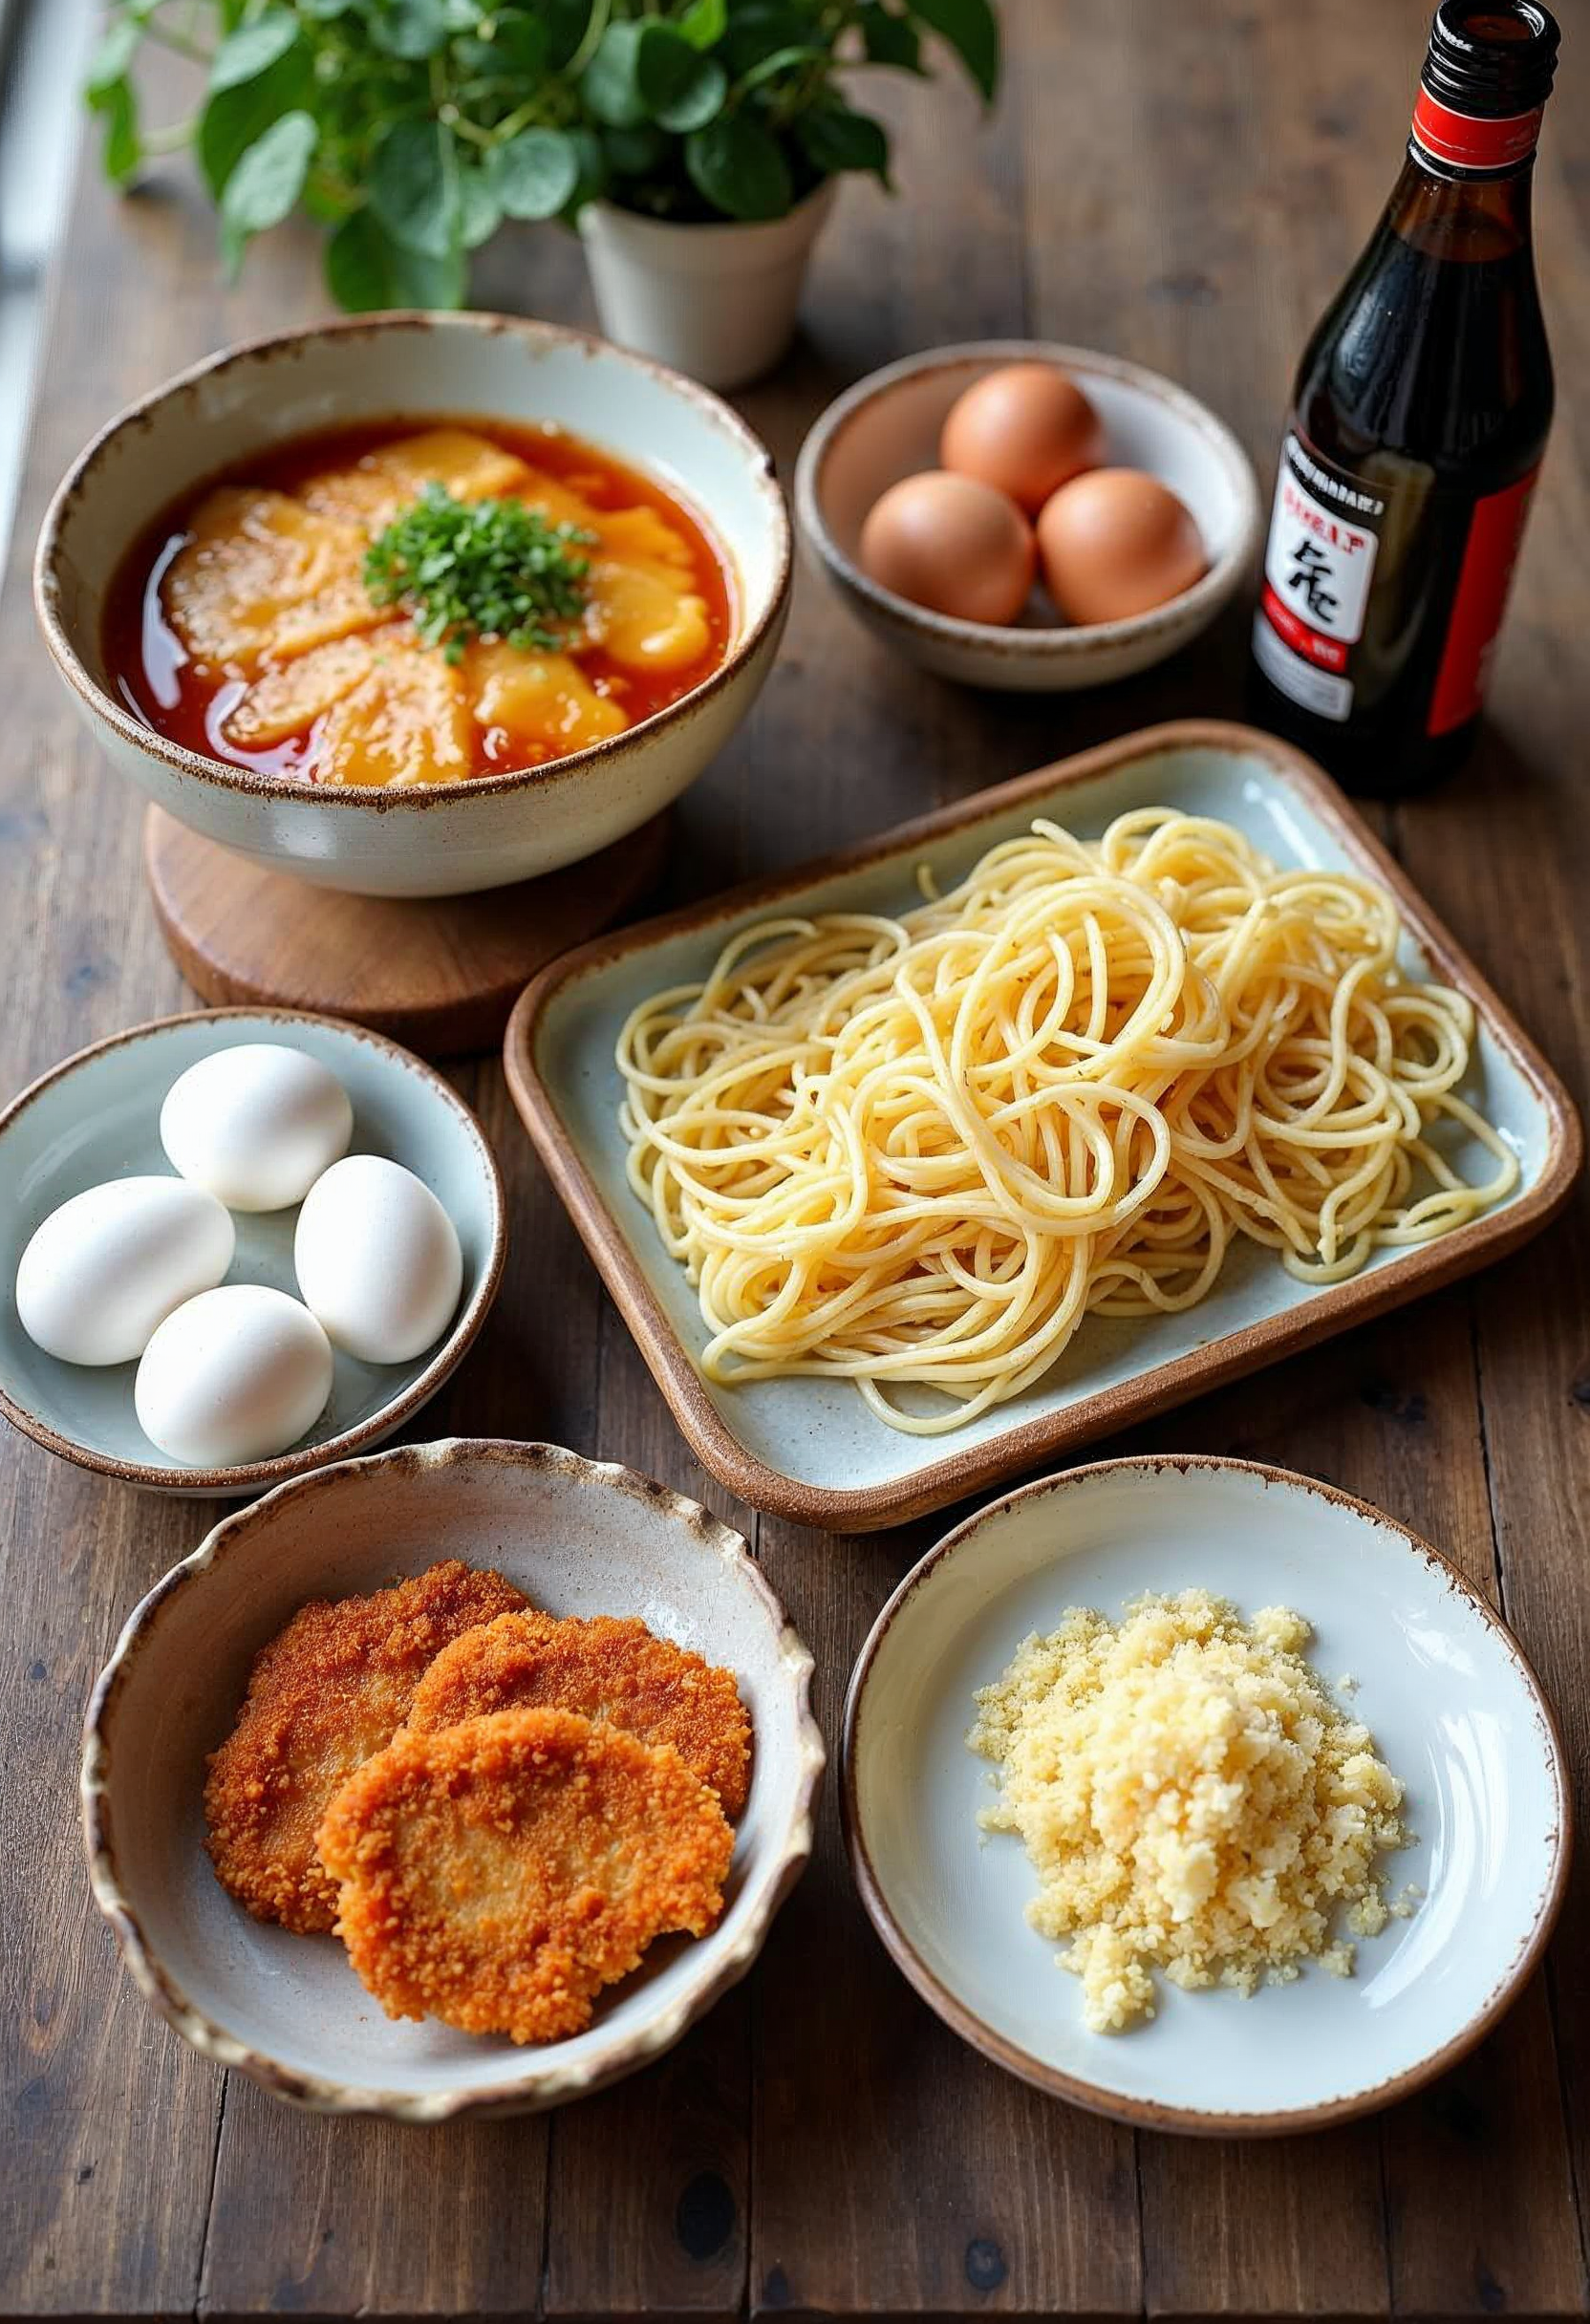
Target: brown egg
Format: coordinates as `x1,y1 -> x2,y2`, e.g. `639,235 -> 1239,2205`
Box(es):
940,363 -> 1107,515
1036,468 -> 1206,625
858,471 -> 1036,626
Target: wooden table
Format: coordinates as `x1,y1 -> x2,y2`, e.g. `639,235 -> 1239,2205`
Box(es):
5,4 -> 1589,2315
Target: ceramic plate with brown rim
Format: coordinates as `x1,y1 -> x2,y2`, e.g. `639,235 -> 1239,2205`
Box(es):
82,1436 -> 824,2120
0,1008 -> 504,1495
842,1455 -> 1570,2136
503,720 -> 1580,1534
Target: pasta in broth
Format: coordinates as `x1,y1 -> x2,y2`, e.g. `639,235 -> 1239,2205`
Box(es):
618,808 -> 1516,1432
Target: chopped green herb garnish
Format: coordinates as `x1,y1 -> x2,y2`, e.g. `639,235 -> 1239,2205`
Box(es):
363,484 -> 596,664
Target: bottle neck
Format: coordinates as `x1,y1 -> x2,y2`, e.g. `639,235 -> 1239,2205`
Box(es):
1410,83 -> 1543,173
1386,137 -> 1536,263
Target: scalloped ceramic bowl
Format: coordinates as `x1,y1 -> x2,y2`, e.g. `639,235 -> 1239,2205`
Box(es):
0,1008 -> 504,1497
82,1437 -> 824,2119
795,340 -> 1260,690
35,313 -> 791,898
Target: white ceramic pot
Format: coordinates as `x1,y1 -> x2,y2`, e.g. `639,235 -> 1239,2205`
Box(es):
35,315 -> 791,899
578,182 -> 836,391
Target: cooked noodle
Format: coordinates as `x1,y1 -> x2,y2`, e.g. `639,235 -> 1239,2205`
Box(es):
616,808 -> 1515,1433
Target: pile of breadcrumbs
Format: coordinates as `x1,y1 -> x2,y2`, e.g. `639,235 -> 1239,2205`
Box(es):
968,1589 -> 1413,2033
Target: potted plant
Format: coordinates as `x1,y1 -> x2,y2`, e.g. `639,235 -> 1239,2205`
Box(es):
87,0 -> 999,387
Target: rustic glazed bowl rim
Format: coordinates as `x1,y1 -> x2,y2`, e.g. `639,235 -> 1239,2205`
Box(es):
32,310 -> 792,812
0,1005 -> 505,1492
80,1434 -> 826,2120
792,337 -> 1262,653
502,719 -> 1583,1532
840,1452 -> 1574,2138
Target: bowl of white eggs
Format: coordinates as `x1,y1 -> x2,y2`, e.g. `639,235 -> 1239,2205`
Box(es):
0,1009 -> 505,1495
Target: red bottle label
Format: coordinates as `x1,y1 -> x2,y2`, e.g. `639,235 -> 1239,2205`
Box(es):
1427,465 -> 1539,735
1411,90 -> 1542,172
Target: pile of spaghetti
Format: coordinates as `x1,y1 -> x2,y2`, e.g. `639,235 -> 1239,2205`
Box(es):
616,808 -> 1515,1433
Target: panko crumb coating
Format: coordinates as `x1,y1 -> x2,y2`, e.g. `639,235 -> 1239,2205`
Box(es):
315,1707 -> 735,2043
403,1608 -> 753,1816
968,1589 -> 1411,2033
204,1560 -> 528,1933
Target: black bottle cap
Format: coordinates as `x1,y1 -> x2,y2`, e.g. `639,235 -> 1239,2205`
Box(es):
1423,3 -> 1560,116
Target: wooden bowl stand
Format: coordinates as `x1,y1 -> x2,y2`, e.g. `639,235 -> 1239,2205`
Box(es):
143,805 -> 669,1059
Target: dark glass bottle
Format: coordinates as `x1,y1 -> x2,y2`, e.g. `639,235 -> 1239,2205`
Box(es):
1247,1 -> 1558,796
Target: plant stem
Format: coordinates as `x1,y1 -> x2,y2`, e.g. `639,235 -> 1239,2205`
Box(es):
140,12 -> 214,67
565,0 -> 612,81
140,117 -> 200,154
487,95 -> 550,143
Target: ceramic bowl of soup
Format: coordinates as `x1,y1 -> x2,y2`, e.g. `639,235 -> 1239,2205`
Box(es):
34,316 -> 791,898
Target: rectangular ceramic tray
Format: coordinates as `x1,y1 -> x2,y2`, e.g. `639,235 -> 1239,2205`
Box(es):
504,721 -> 1581,1533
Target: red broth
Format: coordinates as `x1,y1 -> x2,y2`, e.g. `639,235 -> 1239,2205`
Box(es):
102,417 -> 738,783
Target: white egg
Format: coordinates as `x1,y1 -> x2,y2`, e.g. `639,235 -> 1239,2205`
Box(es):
15,1176 -> 236,1366
294,1154 -> 462,1365
160,1044 -> 354,1213
134,1285 -> 333,1468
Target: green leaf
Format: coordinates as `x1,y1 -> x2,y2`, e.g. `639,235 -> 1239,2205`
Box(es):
457,10 -> 548,75
297,0 -> 353,16
208,11 -> 299,93
325,207 -> 397,310
198,24 -> 312,198
859,4 -> 923,72
535,0 -> 596,71
563,123 -> 609,209
720,2 -> 814,76
685,111 -> 792,220
302,174 -> 354,224
797,99 -> 891,183
90,75 -> 141,186
458,164 -> 502,247
907,0 -> 999,100
637,24 -> 726,133
222,109 -> 317,249
367,0 -> 451,58
488,124 -> 580,219
678,0 -> 727,49
602,122 -> 668,177
581,20 -> 648,128
325,206 -> 467,312
85,17 -> 141,97
370,118 -> 461,259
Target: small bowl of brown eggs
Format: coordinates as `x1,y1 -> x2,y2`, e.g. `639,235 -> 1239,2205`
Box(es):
794,341 -> 1261,692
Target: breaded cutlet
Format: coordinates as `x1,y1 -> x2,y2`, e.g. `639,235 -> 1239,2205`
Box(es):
402,1608 -> 752,1816
204,1559 -> 528,1933
316,1707 -> 735,2042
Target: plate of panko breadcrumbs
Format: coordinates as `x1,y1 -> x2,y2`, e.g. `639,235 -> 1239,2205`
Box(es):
843,1455 -> 1569,2135
80,1437 -> 824,2119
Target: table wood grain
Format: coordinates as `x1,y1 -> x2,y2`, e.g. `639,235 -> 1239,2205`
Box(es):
3,3 -> 1588,2315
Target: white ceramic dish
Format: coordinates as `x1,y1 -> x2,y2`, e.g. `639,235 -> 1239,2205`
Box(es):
794,340 -> 1261,691
504,721 -> 1579,1532
34,313 -> 791,898
82,1437 -> 824,2120
843,1456 -> 1570,2135
0,1009 -> 504,1496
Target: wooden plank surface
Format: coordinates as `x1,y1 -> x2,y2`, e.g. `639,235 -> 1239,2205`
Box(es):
2,1 -> 1589,2316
